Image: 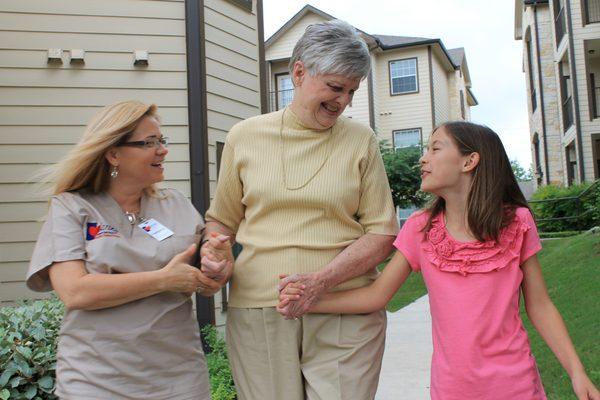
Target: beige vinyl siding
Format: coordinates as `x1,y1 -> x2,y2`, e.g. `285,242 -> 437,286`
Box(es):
431,54 -> 451,125
449,70 -> 469,121
375,48 -> 433,146
0,1 -> 190,304
342,76 -> 370,127
266,13 -> 327,61
204,0 -> 262,325
0,0 -> 263,311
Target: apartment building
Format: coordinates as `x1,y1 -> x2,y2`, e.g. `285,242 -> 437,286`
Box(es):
265,5 -> 477,152
516,0 -> 600,186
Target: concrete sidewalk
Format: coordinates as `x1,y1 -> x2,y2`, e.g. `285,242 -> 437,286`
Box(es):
376,295 -> 432,400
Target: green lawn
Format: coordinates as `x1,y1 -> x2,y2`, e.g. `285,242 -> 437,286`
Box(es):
381,233 -> 600,398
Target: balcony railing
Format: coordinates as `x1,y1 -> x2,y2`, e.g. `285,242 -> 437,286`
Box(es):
555,7 -> 566,48
562,96 -> 574,131
585,0 -> 600,24
268,89 -> 294,112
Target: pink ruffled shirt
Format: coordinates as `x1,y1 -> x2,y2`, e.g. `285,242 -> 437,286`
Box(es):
394,207 -> 546,400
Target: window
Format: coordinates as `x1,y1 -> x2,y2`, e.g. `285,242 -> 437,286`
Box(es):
566,141 -> 578,185
559,59 -> 574,131
393,128 -> 422,150
533,133 -> 543,185
526,38 -> 537,111
276,74 -> 294,110
584,0 -> 600,24
553,0 -> 566,48
389,58 -> 418,95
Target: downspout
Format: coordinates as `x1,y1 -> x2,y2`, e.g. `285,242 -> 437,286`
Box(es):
257,0 -> 268,114
368,70 -> 375,131
428,45 -> 436,129
565,0 -> 586,181
533,4 -> 551,184
184,0 -> 216,337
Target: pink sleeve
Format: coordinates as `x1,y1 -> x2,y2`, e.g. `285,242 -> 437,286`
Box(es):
393,213 -> 422,272
518,208 -> 542,264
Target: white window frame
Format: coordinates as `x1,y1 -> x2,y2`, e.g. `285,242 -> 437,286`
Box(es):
276,73 -> 294,110
393,128 -> 422,150
389,58 -> 419,95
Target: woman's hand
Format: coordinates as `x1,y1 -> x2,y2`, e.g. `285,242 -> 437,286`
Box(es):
159,244 -> 204,294
200,232 -> 234,283
572,371 -> 600,400
277,272 -> 326,319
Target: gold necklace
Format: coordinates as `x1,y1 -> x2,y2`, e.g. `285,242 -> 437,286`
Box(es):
279,108 -> 334,190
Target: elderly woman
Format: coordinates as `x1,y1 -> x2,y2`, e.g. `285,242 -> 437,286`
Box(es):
26,101 -> 231,399
204,20 -> 398,399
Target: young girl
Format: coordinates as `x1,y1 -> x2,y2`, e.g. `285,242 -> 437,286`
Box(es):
278,122 -> 599,400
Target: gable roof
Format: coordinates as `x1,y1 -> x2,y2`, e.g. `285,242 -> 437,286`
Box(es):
447,48 -> 465,67
265,4 -> 377,50
265,4 -> 334,48
448,47 -> 472,87
266,4 -> 475,84
372,34 -> 458,71
371,34 -> 433,48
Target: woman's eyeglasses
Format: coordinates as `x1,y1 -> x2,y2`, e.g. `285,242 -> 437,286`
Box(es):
118,136 -> 169,149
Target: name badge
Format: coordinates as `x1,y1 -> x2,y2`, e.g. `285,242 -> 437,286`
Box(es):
138,218 -> 174,241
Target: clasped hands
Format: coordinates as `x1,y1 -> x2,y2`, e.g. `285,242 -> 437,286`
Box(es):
276,272 -> 326,319
160,232 -> 234,297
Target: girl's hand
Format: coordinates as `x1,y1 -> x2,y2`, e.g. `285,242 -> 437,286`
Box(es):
572,371 -> 600,400
279,282 -> 305,302
276,274 -> 305,318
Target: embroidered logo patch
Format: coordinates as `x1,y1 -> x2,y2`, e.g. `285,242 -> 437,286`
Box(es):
86,222 -> 120,240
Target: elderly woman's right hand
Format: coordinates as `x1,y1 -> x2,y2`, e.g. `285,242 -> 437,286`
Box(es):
159,244 -> 204,294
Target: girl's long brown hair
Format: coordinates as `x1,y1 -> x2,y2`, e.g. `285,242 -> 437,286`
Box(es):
423,121 -> 530,242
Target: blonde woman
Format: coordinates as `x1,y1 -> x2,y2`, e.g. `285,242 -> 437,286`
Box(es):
26,100 -> 232,399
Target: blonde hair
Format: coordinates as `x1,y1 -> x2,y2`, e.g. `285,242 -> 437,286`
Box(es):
42,100 -> 159,196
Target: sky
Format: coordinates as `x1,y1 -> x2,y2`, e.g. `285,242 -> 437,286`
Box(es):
262,0 -> 532,168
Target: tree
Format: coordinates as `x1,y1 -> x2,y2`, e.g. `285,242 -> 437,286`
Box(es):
510,159 -> 533,182
379,141 -> 428,208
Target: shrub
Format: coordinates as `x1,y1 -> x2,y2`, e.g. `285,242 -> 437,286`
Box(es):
201,325 -> 237,400
0,297 -> 63,400
379,142 -> 428,208
1,298 -> 237,400
530,183 -> 600,232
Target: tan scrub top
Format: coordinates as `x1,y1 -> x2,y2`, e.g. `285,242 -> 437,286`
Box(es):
26,188 -> 210,400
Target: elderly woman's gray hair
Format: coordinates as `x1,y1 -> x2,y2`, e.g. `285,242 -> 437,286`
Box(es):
289,19 -> 370,79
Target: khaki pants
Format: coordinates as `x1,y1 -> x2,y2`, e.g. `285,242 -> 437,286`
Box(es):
226,307 -> 387,400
